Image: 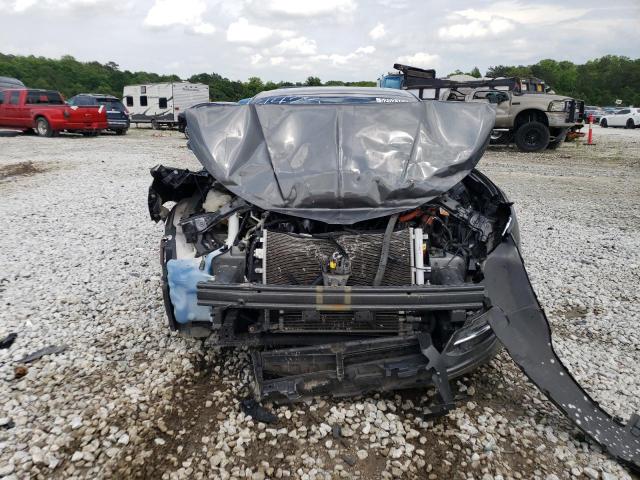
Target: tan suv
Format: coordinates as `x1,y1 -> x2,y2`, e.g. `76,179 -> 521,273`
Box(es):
387,65 -> 584,152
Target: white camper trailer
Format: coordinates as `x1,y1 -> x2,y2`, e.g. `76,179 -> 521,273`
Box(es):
122,82 -> 209,128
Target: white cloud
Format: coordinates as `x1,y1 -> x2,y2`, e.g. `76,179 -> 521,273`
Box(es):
355,46 -> 375,54
226,17 -> 293,45
11,0 -> 36,11
439,18 -> 514,39
313,45 -> 376,66
248,43 -> 373,70
439,1 -> 588,40
272,37 -> 318,56
5,0 -> 123,12
376,0 -> 408,9
144,0 -> 215,35
258,0 -> 356,17
192,22 -> 216,35
459,2 -> 589,25
369,22 -> 386,40
396,52 -> 439,69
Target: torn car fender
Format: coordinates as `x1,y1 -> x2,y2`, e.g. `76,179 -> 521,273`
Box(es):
483,236 -> 640,472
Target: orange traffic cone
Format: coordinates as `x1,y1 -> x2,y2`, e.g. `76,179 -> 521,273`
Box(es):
586,114 -> 595,146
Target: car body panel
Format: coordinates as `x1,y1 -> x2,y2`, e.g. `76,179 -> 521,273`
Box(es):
484,236 -> 640,473
185,88 -> 495,224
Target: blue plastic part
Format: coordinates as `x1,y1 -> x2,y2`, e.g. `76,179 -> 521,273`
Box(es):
379,75 -> 403,90
167,250 -> 223,324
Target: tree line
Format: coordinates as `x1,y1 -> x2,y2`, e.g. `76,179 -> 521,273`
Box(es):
484,56 -> 640,107
1,52 -> 637,106
0,53 -> 375,102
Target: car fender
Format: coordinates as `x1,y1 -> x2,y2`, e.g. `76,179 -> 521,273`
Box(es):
29,109 -> 56,128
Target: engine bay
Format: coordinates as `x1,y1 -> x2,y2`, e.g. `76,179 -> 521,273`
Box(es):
149,165 -> 513,402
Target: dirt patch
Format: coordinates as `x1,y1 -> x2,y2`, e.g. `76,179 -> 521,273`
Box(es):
560,305 -> 588,320
0,161 -> 48,180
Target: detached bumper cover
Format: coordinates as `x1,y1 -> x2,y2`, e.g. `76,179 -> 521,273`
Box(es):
194,235 -> 640,471
484,237 -> 640,473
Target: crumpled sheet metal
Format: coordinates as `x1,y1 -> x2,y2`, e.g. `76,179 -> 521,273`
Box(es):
186,100 -> 495,224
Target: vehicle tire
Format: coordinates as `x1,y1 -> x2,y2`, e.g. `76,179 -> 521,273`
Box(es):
514,121 -> 550,152
115,129 -> 127,135
626,119 -> 635,129
184,126 -> 189,139
600,119 -> 608,128
35,117 -> 54,137
489,130 -> 511,145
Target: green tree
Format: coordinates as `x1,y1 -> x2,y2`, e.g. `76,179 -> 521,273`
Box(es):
305,76 -> 322,86
1,52 -> 638,105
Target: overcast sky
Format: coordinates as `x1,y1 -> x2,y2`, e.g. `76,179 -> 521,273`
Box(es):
1,0 -> 638,82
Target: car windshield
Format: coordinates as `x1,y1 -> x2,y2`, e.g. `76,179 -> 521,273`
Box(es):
251,95 -> 413,105
26,91 -> 64,105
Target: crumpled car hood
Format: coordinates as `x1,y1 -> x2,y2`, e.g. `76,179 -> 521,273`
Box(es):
186,101 -> 495,224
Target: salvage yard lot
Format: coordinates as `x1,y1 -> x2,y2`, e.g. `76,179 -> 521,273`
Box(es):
0,126 -> 639,479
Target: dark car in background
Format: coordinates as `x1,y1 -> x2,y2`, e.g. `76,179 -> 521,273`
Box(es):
584,106 -> 605,123
0,76 -> 25,90
68,94 -> 130,135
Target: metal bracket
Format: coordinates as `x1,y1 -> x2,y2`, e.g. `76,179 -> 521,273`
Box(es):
417,333 -> 456,418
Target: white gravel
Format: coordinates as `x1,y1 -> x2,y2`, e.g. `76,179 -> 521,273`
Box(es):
0,126 -> 638,479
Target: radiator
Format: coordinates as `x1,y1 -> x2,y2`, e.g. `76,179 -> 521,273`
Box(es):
263,229 -> 413,286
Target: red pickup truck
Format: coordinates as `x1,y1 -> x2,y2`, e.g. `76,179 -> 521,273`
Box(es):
0,88 -> 108,137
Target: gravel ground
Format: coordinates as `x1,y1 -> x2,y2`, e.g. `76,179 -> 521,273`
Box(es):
0,125 -> 638,480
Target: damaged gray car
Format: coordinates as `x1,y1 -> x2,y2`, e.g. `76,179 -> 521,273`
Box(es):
149,87 -> 639,472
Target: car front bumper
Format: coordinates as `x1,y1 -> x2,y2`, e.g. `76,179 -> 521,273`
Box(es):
547,112 -> 576,128
197,283 -> 486,311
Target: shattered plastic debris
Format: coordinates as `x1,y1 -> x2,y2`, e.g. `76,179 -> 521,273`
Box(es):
0,332 -> 17,349
0,418 -> 15,430
240,398 -> 278,424
18,345 -> 67,364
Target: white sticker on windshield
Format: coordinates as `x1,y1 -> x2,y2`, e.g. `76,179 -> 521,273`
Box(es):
376,97 -> 410,103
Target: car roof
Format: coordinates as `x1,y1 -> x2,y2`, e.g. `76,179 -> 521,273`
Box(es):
26,89 -> 61,94
0,76 -> 25,88
251,86 -> 419,102
74,93 -> 119,99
